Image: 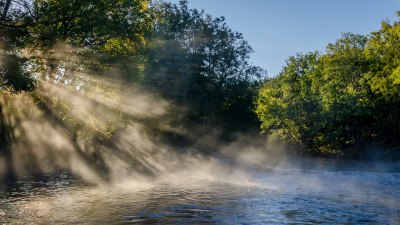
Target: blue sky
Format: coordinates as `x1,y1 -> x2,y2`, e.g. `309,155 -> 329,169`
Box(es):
168,0 -> 400,76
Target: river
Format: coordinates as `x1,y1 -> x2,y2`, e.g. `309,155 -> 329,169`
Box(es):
1,160 -> 399,224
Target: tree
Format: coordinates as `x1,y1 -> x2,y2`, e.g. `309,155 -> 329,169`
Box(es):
0,0 -> 36,93
146,0 -> 266,136
256,13 -> 400,157
364,13 -> 400,147
316,33 -> 373,153
0,0 -> 154,180
256,52 -> 321,152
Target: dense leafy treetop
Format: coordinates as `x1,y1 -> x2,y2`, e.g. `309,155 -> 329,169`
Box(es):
256,13 -> 400,157
0,0 -> 265,153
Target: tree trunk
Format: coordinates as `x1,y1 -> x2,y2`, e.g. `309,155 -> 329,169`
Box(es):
1,0 -> 12,20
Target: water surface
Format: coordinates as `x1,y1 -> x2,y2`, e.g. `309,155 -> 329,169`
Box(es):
1,162 -> 399,224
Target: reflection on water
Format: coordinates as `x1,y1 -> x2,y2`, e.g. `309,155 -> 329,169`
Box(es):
1,165 -> 400,224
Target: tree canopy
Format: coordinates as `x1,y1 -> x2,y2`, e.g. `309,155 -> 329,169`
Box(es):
0,0 -> 266,162
1,0 -> 399,162
256,13 -> 400,157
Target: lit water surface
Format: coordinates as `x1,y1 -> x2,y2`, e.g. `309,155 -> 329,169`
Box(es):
1,163 -> 399,224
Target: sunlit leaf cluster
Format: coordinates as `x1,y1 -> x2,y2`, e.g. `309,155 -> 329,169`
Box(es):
256,15 -> 400,156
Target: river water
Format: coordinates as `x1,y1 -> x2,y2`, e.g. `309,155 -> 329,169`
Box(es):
1,161 -> 399,224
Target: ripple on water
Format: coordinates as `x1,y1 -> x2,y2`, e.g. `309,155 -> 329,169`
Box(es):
0,170 -> 400,224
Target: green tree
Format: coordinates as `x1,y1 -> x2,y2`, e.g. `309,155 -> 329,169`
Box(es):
256,14 -> 400,157
0,0 -> 36,93
0,0 -> 154,180
256,52 -> 320,152
146,0 -> 266,136
316,33 -> 373,153
364,13 -> 400,147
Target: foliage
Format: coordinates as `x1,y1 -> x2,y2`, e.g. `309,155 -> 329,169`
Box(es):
256,15 -> 400,157
3,0 -> 398,159
256,52 -> 321,151
146,0 -> 266,134
0,0 -> 266,159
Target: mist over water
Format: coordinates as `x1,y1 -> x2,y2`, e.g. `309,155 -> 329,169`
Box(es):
1,161 -> 399,224
0,45 -> 399,224
1,90 -> 400,224
0,67 -> 256,185
1,0 -> 399,222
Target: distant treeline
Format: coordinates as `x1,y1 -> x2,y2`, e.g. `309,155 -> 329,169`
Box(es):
1,0 -> 399,158
256,13 -> 400,158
